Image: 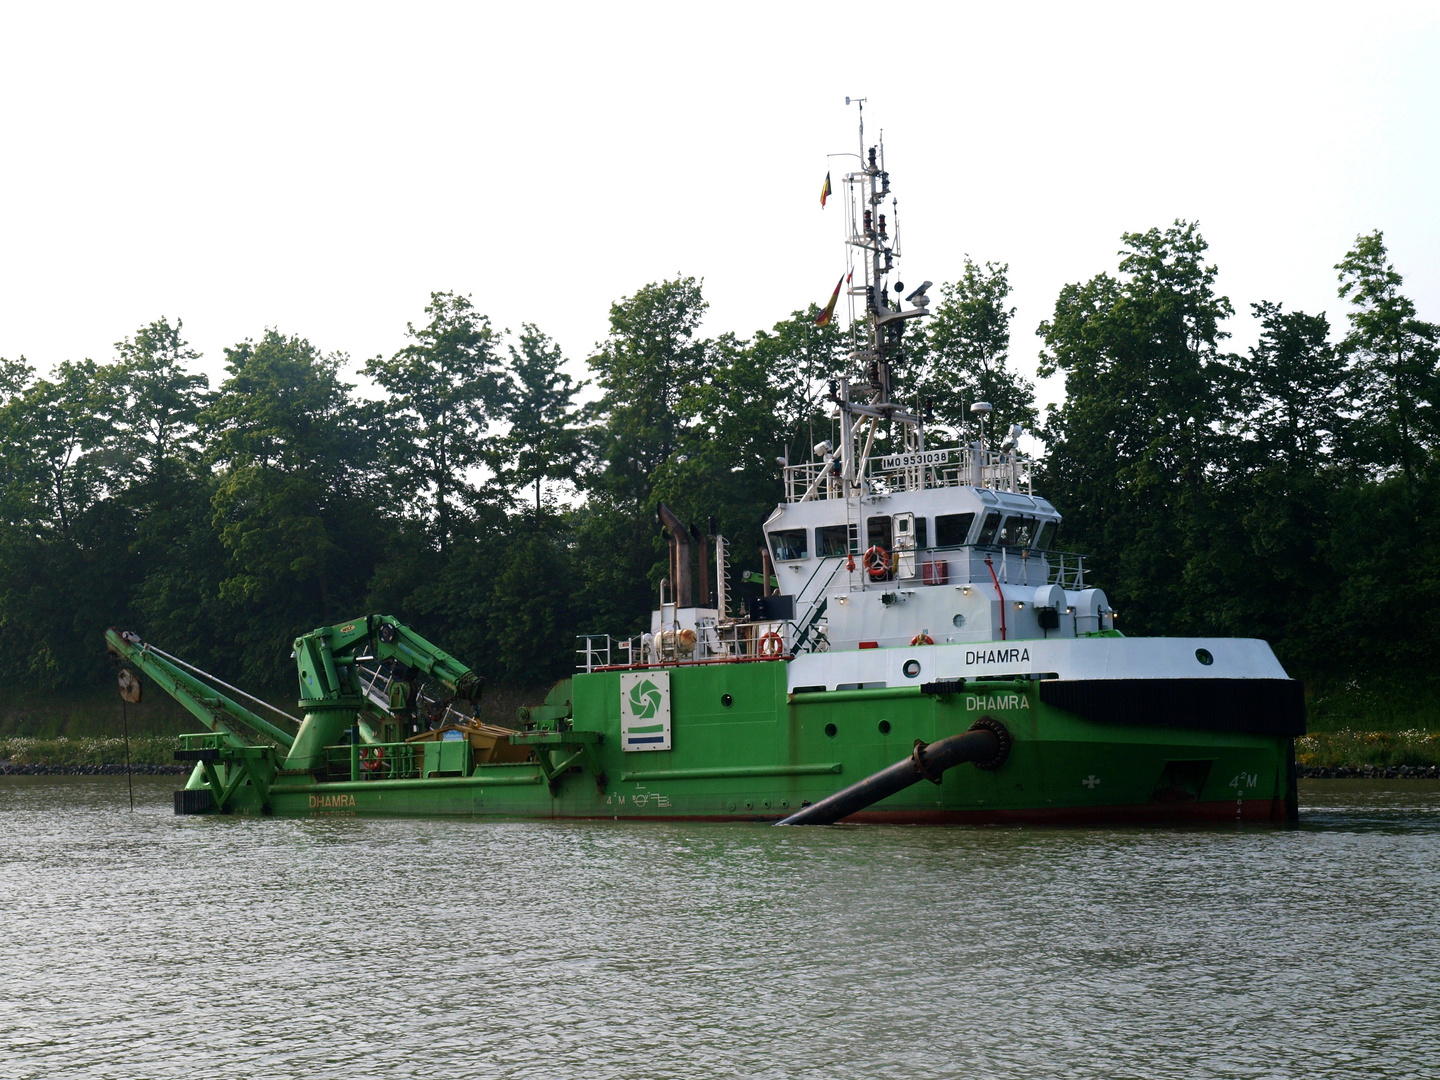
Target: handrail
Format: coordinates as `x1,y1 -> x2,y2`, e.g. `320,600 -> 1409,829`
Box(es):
784,443 -> 1032,501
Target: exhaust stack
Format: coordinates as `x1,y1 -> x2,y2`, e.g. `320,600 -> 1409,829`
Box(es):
657,503 -> 693,608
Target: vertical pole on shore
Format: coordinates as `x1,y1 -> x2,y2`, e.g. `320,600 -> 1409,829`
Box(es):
121,697 -> 134,812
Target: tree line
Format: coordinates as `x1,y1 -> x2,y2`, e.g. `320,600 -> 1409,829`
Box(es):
1,227 -> 1434,705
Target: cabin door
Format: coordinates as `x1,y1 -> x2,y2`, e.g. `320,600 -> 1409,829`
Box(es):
894,512 -> 916,579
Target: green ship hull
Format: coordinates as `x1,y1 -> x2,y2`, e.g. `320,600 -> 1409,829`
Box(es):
180,657 -> 1298,824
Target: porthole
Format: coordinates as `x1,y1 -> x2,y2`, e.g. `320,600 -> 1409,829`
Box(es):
824,723 -> 838,738
902,658 -> 921,679
952,613 -> 966,628
721,693 -> 734,708
878,720 -> 892,735
1195,648 -> 1214,666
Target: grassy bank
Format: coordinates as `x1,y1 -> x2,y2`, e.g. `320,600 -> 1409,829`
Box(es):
1295,729 -> 1440,769
0,734 -> 182,767
1,686 -> 194,738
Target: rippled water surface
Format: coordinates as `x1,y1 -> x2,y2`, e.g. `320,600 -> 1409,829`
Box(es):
2,777 -> 1438,1079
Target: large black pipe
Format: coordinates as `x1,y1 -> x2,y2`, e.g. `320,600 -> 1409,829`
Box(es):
775,724 -> 1007,826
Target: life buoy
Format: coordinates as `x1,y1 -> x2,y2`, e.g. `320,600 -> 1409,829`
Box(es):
909,633 -> 934,646
360,746 -> 385,773
862,545 -> 890,580
757,631 -> 784,658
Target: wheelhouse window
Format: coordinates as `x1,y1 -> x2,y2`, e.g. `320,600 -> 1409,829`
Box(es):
999,515 -> 1041,549
1035,521 -> 1057,550
769,528 -> 808,562
816,524 -> 849,557
934,512 -> 974,547
977,512 -> 1002,546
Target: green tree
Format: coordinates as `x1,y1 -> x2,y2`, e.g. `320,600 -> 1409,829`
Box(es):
105,317 -> 208,483
365,292 -> 505,554
205,329 -> 383,689
587,276 -> 709,506
751,305 -> 847,463
101,318 -> 227,668
1238,302 -> 1343,475
1038,221 -> 1236,633
566,494 -> 657,637
912,258 -> 1037,438
3,359 -> 109,543
484,524 -> 578,686
1335,231 -> 1440,485
498,324 -> 582,520
0,358 -> 129,688
1322,234 -> 1440,676
1196,303 -> 1344,664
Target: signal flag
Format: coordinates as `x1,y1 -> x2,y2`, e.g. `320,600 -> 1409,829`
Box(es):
816,274 -> 844,327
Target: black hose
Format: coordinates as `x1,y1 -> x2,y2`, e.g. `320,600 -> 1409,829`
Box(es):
775,721 -> 1009,826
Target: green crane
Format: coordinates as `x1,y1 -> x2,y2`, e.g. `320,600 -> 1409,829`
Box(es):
105,615 -> 484,812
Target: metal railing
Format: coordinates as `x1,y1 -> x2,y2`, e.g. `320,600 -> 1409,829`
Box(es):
873,546 -> 1087,590
323,740 -> 422,782
784,444 -> 1032,502
575,615 -> 821,672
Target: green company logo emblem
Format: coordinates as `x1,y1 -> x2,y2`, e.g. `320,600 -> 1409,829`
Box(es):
628,679 -> 663,719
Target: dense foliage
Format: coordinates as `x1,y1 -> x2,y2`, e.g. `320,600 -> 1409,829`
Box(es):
1,230 -> 1435,711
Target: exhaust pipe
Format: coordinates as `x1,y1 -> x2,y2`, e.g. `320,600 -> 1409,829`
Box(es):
776,719 -> 1011,825
657,503 -> 692,607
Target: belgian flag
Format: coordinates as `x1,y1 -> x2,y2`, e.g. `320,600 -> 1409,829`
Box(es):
820,171 -> 832,208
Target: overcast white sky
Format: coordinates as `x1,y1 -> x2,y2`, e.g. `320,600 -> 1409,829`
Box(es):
2,1 -> 1436,417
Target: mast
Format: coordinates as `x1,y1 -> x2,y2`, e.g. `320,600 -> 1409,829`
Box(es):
833,99 -> 932,496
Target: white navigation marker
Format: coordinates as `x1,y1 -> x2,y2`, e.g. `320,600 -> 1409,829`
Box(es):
1082,775 -> 1100,789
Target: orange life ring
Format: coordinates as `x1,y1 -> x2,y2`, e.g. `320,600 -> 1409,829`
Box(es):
862,545 -> 890,580
360,746 -> 385,773
909,633 -> 934,646
757,631 -> 785,658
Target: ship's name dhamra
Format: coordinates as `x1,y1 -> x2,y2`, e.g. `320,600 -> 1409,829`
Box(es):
967,693 -> 1029,711
964,647 -> 1031,665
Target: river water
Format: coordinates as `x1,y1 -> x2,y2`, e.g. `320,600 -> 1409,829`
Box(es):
1,777 -> 1437,1080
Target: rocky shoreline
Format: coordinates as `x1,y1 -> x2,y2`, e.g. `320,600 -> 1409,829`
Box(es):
1297,764 -> 1440,779
0,762 -> 191,776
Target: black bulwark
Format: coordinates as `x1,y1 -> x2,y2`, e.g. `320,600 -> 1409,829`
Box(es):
1038,678 -> 1306,737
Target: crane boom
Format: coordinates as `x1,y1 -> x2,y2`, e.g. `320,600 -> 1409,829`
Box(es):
104,629 -> 296,748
